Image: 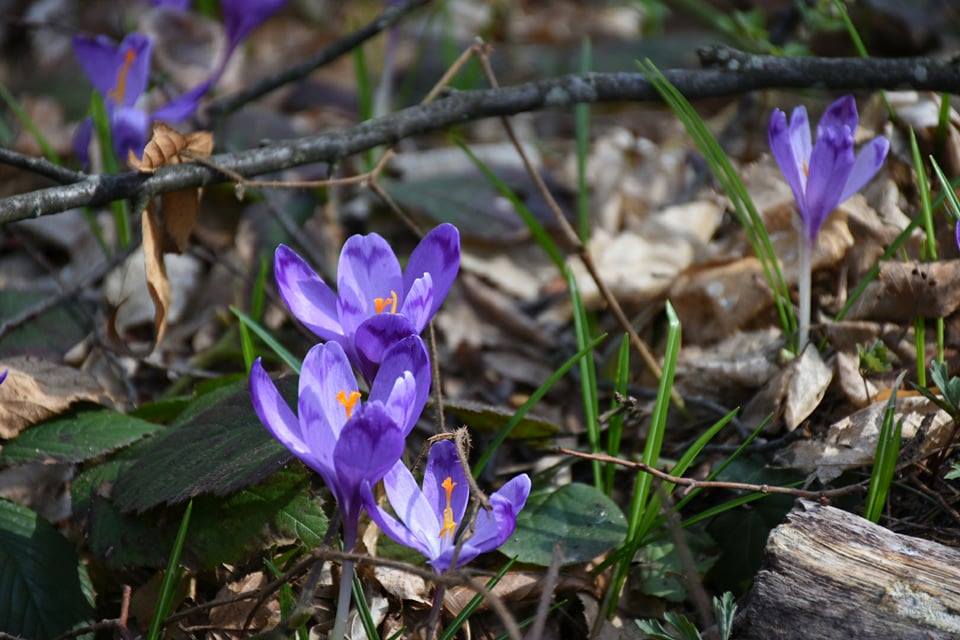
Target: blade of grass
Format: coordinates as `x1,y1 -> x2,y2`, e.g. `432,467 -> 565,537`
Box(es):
568,265 -> 602,489
931,156 -> 960,223
638,59 -> 796,347
239,256 -> 271,373
606,301 -> 681,616
474,333 -> 607,477
864,371 -> 906,522
936,94 -> 952,153
90,93 -> 130,247
680,487 -> 795,528
352,43 -> 375,172
605,333 -> 631,495
264,557 -> 307,640
147,500 -> 193,640
0,81 -> 60,163
575,36 -> 592,243
456,137 -> 566,272
438,557 -> 516,640
230,306 -> 302,373
832,0 -> 894,118
352,575 -> 381,640
915,318 -> 927,387
910,128 -> 940,368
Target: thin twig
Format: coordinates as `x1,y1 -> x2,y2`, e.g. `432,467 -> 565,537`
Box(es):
656,485 -> 713,632
0,147 -> 86,184
556,447 -> 867,500
429,321 -> 447,433
526,544 -> 563,640
8,48 -> 960,222
206,0 -> 432,118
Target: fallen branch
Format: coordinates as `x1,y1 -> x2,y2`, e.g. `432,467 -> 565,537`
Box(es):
3,48 -> 960,223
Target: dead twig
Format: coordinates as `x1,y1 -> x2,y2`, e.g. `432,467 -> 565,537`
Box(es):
525,543 -> 563,640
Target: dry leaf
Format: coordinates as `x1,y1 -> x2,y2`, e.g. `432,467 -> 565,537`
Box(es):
677,328 -> 783,397
742,346 -> 834,433
372,566 -> 431,606
209,572 -> 280,634
444,571 -> 592,616
834,350 -> 880,409
0,356 -> 114,438
776,396 -> 952,483
845,260 -> 960,322
129,122 -> 214,253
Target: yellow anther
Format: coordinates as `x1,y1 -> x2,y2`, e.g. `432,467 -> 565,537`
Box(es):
438,476 -> 458,539
108,48 -> 138,103
373,290 -> 398,314
336,390 -> 361,418
802,161 -> 809,177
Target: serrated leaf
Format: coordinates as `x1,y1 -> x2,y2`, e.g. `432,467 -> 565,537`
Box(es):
0,498 -> 94,639
0,409 -> 161,467
442,398 -> 559,439
498,482 -> 627,566
113,377 -> 296,512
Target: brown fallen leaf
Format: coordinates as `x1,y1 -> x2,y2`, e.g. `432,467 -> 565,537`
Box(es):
129,122 -> 214,253
742,346 -> 833,433
0,356 -> 114,438
443,570 -> 593,617
845,260 -> 960,322
209,572 -> 280,634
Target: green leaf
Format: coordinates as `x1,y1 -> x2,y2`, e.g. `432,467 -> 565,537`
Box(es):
498,482 -> 627,566
635,533 -> 715,602
945,463 -> 960,480
0,409 -> 161,466
113,377 -> 296,512
0,290 -> 90,359
442,398 -> 559,439
0,498 -> 94,639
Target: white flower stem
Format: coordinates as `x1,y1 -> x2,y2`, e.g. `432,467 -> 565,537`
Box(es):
798,234 -> 813,352
330,528 -> 357,640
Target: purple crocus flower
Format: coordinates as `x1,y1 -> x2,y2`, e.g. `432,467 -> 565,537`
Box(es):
250,334 -> 430,547
362,440 -> 530,573
275,223 -> 460,382
0,369 -> 6,385
769,95 -> 889,243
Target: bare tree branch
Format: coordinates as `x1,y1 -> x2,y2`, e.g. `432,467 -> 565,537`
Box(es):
3,48 -> 960,223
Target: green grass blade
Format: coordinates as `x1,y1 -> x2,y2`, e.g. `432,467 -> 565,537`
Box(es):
90,93 -> 130,247
832,0 -> 894,118
439,557 -> 516,640
680,488 -> 791,528
0,81 -> 60,163
864,372 -> 905,522
936,94 -> 952,152
474,333 -> 607,478
605,333 -> 631,495
910,128 -> 937,260
575,36 -> 592,242
457,138 -> 567,271
147,500 -> 193,640
567,265 -> 602,489
607,302 -> 681,615
915,317 -> 927,387
264,557 -> 307,640
352,575 -> 381,640
353,43 -> 375,172
230,306 -> 302,373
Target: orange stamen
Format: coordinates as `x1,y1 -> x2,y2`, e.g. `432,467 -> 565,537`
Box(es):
438,476 -> 458,539
108,48 -> 138,103
336,390 -> 361,418
373,290 -> 398,314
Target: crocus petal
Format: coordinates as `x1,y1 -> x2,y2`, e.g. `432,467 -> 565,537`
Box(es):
361,481 -> 435,559
817,95 -> 858,139
398,272 -> 434,333
153,0 -> 191,9
333,402 -> 405,523
802,126 -> 855,241
431,474 -> 531,571
382,460 -> 442,557
116,33 -> 153,108
769,108 -> 806,214
368,335 -> 430,434
383,371 -> 418,439
151,79 -> 213,122
838,136 -> 889,203
72,118 -> 94,167
299,341 -> 358,439
421,440 -> 469,535
73,35 -> 122,97
403,223 -> 460,320
789,106 -> 812,171
111,106 -> 151,161
0,369 -> 7,385
337,233 -> 403,337
274,244 -> 343,342
249,358 -> 310,459
221,0 -> 287,51
355,314 -> 417,385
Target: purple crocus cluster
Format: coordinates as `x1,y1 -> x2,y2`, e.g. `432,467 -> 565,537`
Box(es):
250,224 -> 529,587
72,0 -> 286,163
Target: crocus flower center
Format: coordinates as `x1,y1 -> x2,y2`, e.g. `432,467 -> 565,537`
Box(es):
438,476 -> 458,539
108,48 -> 138,103
373,290 -> 398,314
336,390 -> 361,418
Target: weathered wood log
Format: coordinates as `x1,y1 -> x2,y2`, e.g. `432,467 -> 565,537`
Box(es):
734,499 -> 960,640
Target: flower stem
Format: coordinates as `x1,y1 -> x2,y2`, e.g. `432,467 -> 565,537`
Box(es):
798,234 -> 813,352
330,528 -> 357,640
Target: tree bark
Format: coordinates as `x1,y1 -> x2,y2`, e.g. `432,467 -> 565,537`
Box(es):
734,500 -> 960,640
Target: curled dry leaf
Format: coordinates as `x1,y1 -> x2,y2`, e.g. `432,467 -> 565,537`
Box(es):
834,350 -> 880,409
677,328 -> 783,397
372,566 -> 431,606
443,570 -> 593,617
743,345 -> 834,433
129,122 -> 214,253
209,572 -> 280,635
0,356 -> 114,438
